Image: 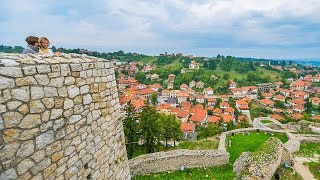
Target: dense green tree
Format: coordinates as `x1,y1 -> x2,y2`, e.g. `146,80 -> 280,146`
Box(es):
139,104 -> 162,153
160,114 -> 182,146
122,101 -> 139,159
220,56 -> 234,71
204,60 -> 217,70
151,93 -> 158,105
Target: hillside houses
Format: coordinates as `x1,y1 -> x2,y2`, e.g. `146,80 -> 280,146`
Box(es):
189,61 -> 199,69
115,59 -> 320,137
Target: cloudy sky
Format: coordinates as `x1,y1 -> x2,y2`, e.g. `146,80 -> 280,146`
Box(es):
1,0 -> 320,60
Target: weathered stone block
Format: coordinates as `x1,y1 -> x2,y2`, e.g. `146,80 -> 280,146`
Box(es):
70,115 -> 82,124
15,76 -> 37,86
0,168 -> 18,180
3,111 -> 23,128
0,67 -> 23,77
3,128 -> 21,143
17,158 -> 35,175
36,130 -> 55,149
49,77 -> 64,87
23,66 -> 37,75
34,74 -> 49,85
31,150 -> 45,163
6,101 -> 22,111
67,85 -> 80,98
31,87 -> 45,99
19,114 -> 41,129
44,87 -> 58,97
29,100 -> 45,113
42,98 -> 55,109
11,88 -> 29,102
37,65 -> 51,73
83,94 -> 92,105
30,157 -> 51,175
65,77 -> 75,85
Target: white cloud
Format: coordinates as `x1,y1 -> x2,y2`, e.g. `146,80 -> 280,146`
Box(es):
0,0 -> 319,59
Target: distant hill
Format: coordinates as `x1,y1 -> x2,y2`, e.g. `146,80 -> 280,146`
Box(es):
1,44 -> 318,67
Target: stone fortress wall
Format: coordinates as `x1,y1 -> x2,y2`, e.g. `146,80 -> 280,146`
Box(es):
129,149 -> 229,176
0,53 -> 130,179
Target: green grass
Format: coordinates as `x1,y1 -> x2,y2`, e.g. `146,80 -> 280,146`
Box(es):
173,140 -> 219,150
271,167 -> 303,180
226,132 -> 288,163
257,67 -> 282,81
294,142 -> 320,158
140,56 -> 157,64
304,161 -> 320,180
261,120 -> 273,124
132,164 -> 235,180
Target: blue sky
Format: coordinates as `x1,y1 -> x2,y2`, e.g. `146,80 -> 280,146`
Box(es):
1,0 -> 320,60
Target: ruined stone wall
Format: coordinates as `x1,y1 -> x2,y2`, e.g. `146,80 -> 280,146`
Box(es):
129,149 -> 229,176
0,53 -> 130,179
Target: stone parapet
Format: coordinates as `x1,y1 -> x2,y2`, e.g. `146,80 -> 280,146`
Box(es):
0,53 -> 130,179
129,149 -> 229,176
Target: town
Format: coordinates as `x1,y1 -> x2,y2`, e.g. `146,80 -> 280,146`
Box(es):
115,53 -> 320,140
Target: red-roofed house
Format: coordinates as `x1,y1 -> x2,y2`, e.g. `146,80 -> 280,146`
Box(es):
229,80 -> 237,89
132,99 -> 145,111
291,91 -> 309,100
181,122 -> 195,133
189,80 -> 196,88
206,98 -> 217,107
189,113 -> 206,124
136,88 -> 155,98
221,114 -> 234,123
309,97 -> 320,106
180,84 -> 189,91
262,93 -> 273,99
273,95 -> 285,102
177,110 -> 189,122
203,87 -> 214,95
269,114 -> 284,121
312,115 -> 320,121
194,104 -> 204,110
291,80 -> 308,91
161,89 -> 170,98
277,88 -> 292,97
260,99 -> 275,107
290,113 -> 303,120
196,94 -> 205,103
236,99 -> 250,112
274,81 -> 283,88
220,95 -> 229,102
208,116 -> 220,124
213,108 -> 222,116
128,78 -> 138,86
176,91 -> 189,103
220,102 -> 230,109
149,83 -> 161,92
293,104 -> 305,113
168,74 -> 176,82
196,81 -> 205,89
224,107 -> 235,115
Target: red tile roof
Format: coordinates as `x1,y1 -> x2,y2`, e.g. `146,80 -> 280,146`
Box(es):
181,122 -> 195,132
208,116 -> 220,123
221,114 -> 234,123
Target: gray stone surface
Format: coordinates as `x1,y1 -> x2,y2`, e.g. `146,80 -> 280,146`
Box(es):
0,53 -> 130,180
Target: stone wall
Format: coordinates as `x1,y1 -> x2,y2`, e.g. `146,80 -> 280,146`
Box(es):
0,53 -> 130,179
129,149 -> 229,176
233,138 -> 284,180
